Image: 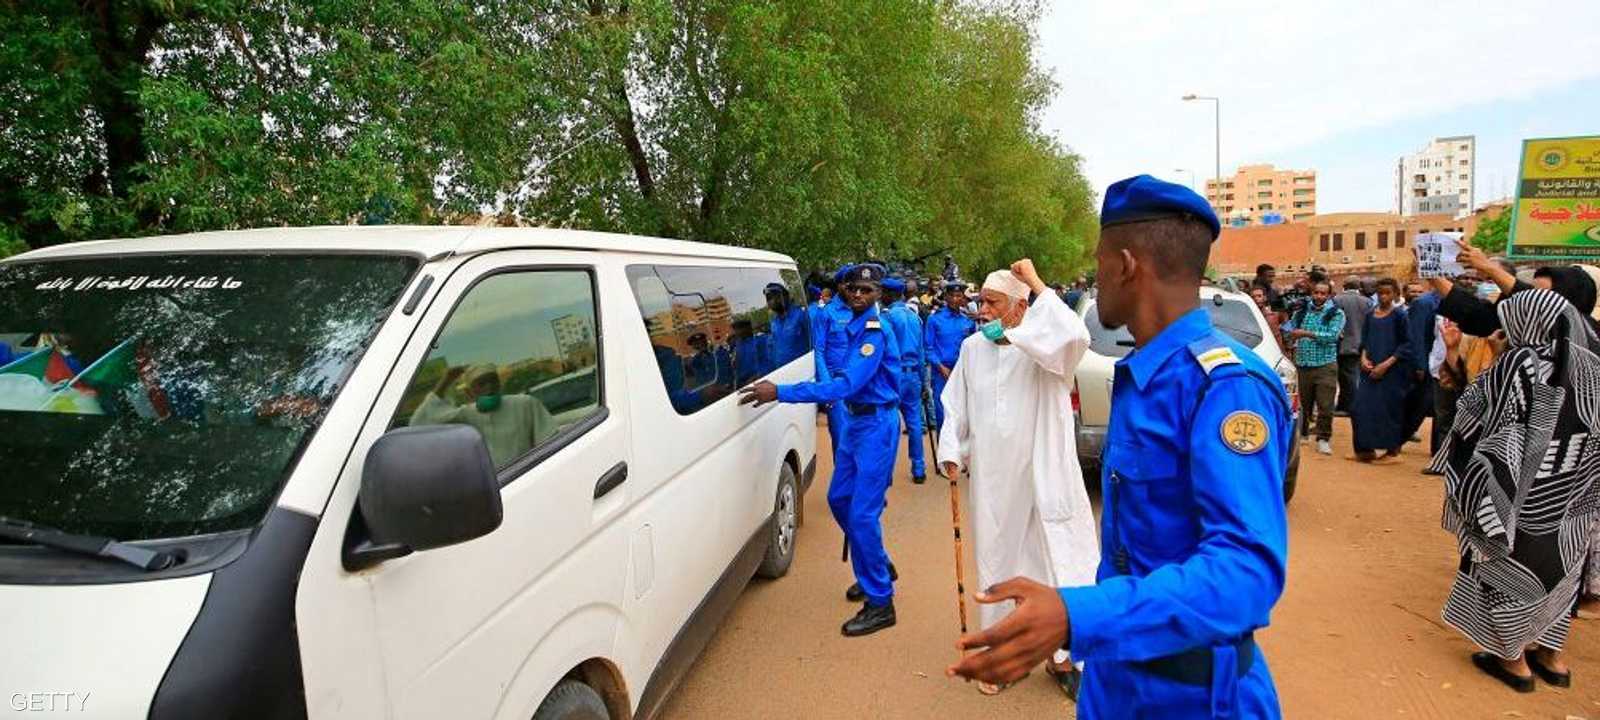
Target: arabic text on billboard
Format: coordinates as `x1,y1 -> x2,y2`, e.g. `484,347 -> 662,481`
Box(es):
1509,135 -> 1600,259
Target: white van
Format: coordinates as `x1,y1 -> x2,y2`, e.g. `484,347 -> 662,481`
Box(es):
1071,286 -> 1303,502
0,226 -> 817,720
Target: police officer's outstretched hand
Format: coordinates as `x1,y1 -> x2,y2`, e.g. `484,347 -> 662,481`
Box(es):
946,577 -> 1068,685
737,380 -> 778,407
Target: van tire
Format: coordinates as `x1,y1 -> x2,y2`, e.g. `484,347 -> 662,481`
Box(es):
532,680 -> 608,720
756,463 -> 799,579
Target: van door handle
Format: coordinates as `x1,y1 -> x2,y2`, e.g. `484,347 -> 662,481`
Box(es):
594,462 -> 628,499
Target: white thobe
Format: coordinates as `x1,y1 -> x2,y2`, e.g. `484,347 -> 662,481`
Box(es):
936,291 -> 1100,635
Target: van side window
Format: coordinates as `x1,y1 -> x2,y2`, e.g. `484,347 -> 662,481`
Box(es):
392,270 -> 602,473
625,265 -> 811,415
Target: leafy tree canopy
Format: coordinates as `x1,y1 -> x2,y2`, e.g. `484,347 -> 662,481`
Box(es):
1,0 -> 1098,278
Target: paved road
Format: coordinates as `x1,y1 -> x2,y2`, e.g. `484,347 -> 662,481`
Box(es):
659,418 -> 1600,719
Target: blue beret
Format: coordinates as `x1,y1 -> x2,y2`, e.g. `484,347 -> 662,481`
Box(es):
832,264 -> 856,284
763,282 -> 788,296
1101,174 -> 1220,240
840,263 -> 887,285
882,277 -> 907,293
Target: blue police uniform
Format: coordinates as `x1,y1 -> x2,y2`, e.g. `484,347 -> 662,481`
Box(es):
924,303 -> 974,430
813,291 -> 856,451
777,301 -> 902,606
733,334 -> 769,385
768,304 -> 810,368
1055,175 -> 1291,718
882,292 -> 927,478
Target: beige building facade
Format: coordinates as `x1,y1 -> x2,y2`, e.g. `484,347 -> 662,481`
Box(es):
1306,212 -> 1467,277
1204,164 -> 1318,227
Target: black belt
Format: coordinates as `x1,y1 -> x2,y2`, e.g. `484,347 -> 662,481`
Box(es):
844,402 -> 892,416
1134,634 -> 1255,687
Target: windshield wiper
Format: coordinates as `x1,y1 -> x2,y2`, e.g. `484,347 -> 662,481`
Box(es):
0,515 -> 176,571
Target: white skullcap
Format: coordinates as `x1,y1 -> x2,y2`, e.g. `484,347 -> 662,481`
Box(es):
981,270 -> 1029,301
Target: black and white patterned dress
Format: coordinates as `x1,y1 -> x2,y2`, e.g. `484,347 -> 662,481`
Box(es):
1432,289 -> 1600,659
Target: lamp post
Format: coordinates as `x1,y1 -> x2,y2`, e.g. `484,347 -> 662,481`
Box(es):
1182,94 -> 1221,213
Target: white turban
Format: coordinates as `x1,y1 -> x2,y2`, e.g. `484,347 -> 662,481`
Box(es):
982,270 -> 1029,301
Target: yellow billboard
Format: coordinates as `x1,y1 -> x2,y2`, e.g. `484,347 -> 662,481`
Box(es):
1508,135 -> 1600,259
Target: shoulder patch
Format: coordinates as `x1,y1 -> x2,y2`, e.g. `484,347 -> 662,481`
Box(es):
1220,410 -> 1269,454
860,343 -> 875,357
1188,336 -> 1240,375
865,319 -> 882,330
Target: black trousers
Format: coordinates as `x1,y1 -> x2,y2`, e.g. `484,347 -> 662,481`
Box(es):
1433,380 -> 1461,455
1336,354 -> 1360,412
1402,372 -> 1435,443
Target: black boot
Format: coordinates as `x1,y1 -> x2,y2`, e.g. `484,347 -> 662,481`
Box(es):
841,601 -> 896,637
845,563 -> 898,602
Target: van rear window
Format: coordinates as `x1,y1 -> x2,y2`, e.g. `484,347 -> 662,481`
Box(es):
625,265 -> 810,415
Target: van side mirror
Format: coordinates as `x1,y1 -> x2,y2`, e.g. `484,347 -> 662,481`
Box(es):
344,425 -> 503,570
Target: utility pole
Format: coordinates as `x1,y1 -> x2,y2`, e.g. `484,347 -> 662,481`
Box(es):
1182,94 -> 1221,214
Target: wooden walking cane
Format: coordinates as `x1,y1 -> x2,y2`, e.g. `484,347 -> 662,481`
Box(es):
946,463 -> 970,639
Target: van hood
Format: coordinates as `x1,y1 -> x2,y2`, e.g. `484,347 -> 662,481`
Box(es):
0,574 -> 210,717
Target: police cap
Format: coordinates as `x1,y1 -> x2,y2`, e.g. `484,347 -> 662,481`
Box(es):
1101,174 -> 1221,240
881,277 -> 907,293
839,263 -> 887,286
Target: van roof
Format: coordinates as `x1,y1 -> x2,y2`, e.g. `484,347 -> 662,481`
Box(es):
7,225 -> 795,265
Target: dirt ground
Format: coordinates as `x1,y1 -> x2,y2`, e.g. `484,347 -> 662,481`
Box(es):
658,417 -> 1599,719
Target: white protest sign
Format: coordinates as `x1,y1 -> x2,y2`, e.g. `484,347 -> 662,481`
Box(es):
1414,232 -> 1465,279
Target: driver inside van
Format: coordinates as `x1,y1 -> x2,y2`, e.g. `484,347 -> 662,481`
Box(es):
410,363 -> 556,467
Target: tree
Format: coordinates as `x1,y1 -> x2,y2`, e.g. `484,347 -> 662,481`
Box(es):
2,0 -> 1099,279
1470,209 -> 1510,254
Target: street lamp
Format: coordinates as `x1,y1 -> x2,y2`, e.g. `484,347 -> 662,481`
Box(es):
1182,94 -> 1221,212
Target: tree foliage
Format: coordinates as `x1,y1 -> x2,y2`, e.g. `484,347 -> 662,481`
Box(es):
1,0 -> 1097,278
1470,208 -> 1511,255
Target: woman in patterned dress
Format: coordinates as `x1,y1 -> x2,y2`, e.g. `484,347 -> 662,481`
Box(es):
1434,288 -> 1600,693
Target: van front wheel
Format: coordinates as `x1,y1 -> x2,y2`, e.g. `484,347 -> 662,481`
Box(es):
532,680 -> 608,720
756,462 -> 799,579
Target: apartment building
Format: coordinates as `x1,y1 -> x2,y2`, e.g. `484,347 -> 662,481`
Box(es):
1204,164 -> 1318,227
1397,135 -> 1475,218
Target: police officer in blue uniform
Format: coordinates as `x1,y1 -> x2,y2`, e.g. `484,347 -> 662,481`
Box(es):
764,282 -> 810,367
924,279 -> 975,432
948,175 -> 1292,718
880,276 -> 928,483
812,266 -> 858,452
741,263 -> 904,637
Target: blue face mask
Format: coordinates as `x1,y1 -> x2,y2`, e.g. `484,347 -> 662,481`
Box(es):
979,319 -> 1006,342
475,394 -> 503,413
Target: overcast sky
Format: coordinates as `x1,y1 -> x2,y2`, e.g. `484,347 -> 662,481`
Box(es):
1035,1 -> 1600,213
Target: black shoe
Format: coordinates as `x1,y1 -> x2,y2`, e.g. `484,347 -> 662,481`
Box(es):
841,601 -> 896,636
1470,652 -> 1535,693
1047,663 -> 1082,701
1526,650 -> 1572,688
912,475 -> 926,484
845,563 -> 897,602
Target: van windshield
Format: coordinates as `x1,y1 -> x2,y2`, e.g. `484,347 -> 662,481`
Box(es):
0,254 -> 416,541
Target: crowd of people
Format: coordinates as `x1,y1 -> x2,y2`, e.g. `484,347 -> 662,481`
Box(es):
733,173 -> 1598,716
1246,246 -> 1600,696
742,175 -> 1295,716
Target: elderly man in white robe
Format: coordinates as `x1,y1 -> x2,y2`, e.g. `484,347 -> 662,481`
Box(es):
937,259 -> 1100,698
